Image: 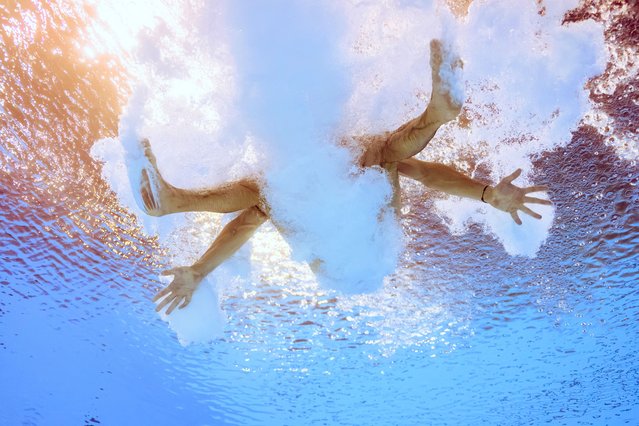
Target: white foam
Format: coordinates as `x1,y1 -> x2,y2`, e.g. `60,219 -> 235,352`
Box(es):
264,144 -> 402,294
226,1 -> 403,293
156,277 -> 225,346
438,41 -> 465,107
91,0 -> 609,342
333,0 -> 605,256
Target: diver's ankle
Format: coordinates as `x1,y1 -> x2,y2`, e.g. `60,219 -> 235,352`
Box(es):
424,105 -> 457,126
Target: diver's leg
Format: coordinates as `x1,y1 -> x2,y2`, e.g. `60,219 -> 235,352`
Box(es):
360,40 -> 463,167
138,139 -> 261,216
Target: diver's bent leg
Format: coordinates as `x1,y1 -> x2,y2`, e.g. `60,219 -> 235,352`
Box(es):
358,109 -> 448,167
138,139 -> 261,216
378,110 -> 445,164
366,39 -> 463,165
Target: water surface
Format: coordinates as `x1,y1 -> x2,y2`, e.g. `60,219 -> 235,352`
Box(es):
1,1 -> 638,425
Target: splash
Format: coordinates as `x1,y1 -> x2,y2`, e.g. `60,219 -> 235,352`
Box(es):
90,0 -> 608,343
337,0 -> 605,256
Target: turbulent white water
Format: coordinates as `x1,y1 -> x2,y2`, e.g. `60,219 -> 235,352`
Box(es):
91,0 -> 607,343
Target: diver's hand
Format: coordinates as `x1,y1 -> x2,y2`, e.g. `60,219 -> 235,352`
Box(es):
484,169 -> 551,225
152,266 -> 204,314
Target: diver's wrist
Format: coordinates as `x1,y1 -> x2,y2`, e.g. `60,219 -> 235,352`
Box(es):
481,185 -> 495,205
188,264 -> 207,282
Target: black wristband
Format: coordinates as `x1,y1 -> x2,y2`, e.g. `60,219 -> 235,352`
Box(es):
481,185 -> 489,203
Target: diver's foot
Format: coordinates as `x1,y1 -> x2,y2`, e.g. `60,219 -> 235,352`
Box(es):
427,39 -> 464,124
138,139 -> 174,216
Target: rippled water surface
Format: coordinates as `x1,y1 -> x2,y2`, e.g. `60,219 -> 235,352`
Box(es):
1,1 -> 638,425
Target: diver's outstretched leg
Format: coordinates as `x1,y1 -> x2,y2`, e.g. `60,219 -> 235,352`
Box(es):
359,40 -> 463,167
137,139 -> 262,216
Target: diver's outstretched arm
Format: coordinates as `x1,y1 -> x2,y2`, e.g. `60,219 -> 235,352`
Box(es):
153,206 -> 268,314
398,158 -> 487,200
398,158 -> 551,224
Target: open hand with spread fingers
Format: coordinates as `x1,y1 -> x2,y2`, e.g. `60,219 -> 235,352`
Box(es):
153,266 -> 204,314
483,169 -> 551,225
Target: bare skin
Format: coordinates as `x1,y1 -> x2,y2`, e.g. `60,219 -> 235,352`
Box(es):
152,206 -> 267,313
139,139 -> 261,217
357,40 -> 463,168
141,39 -> 551,315
397,159 -> 551,224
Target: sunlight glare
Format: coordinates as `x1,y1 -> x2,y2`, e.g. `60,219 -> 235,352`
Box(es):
78,0 -> 175,60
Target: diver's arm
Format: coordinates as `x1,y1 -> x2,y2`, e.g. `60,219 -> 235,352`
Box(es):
191,206 -> 267,277
153,206 -> 267,314
397,158 -> 551,224
398,158 -> 487,200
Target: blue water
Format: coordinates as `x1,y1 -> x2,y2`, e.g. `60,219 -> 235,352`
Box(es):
1,1 -> 638,425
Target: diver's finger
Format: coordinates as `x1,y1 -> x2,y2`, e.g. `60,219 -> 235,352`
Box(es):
524,185 -> 548,193
166,297 -> 182,315
141,170 -> 159,211
502,169 -> 522,184
155,294 -> 175,312
524,196 -> 552,205
152,286 -> 171,302
150,189 -> 158,210
161,268 -> 179,276
510,211 -> 522,225
520,205 -> 542,220
141,180 -> 152,211
179,294 -> 192,309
